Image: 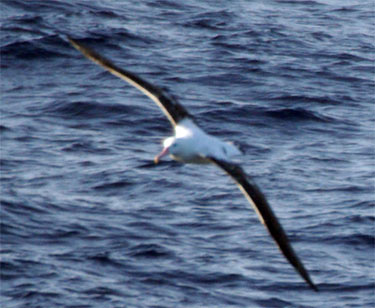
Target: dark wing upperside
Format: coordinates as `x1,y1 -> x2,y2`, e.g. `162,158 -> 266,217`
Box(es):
68,37 -> 191,127
209,157 -> 318,291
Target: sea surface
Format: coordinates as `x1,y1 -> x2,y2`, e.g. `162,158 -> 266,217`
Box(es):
1,1 -> 374,307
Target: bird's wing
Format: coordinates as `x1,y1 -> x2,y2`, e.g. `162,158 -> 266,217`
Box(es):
68,37 -> 192,126
209,157 -> 318,291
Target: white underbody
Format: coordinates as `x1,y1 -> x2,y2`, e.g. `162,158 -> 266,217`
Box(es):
165,118 -> 242,164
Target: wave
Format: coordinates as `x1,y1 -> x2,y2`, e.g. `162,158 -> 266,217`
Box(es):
265,107 -> 334,123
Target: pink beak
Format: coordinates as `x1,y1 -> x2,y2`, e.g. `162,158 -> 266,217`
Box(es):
154,146 -> 169,164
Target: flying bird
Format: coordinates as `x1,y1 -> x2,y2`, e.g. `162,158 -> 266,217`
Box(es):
68,37 -> 318,291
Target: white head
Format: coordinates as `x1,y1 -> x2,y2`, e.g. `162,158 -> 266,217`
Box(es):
154,137 -> 182,163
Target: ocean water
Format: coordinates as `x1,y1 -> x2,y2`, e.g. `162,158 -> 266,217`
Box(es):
1,0 -> 374,307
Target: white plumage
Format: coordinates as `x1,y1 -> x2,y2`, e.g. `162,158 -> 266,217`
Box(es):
156,118 -> 241,164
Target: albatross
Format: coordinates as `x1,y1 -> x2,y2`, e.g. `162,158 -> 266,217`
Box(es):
68,37 -> 318,291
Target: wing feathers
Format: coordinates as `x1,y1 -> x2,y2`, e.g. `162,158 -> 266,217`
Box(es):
68,37 -> 191,126
210,158 -> 318,291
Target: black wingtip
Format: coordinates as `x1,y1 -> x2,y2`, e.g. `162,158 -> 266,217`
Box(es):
66,36 -> 75,44
309,281 -> 319,292
304,276 -> 319,292
209,157 -> 319,292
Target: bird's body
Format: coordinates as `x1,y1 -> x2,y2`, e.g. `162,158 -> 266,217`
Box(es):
68,37 -> 318,291
159,118 -> 241,164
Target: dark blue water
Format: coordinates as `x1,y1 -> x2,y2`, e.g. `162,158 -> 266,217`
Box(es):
1,1 -> 374,307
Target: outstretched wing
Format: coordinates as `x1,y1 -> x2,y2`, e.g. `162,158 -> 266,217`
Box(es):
68,37 -> 192,126
209,157 -> 318,291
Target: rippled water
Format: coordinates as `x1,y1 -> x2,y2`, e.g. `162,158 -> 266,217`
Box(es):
1,1 -> 374,307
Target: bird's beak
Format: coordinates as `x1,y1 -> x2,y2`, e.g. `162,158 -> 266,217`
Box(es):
154,147 -> 169,164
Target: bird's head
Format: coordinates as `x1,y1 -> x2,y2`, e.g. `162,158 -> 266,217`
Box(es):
154,137 -> 182,164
